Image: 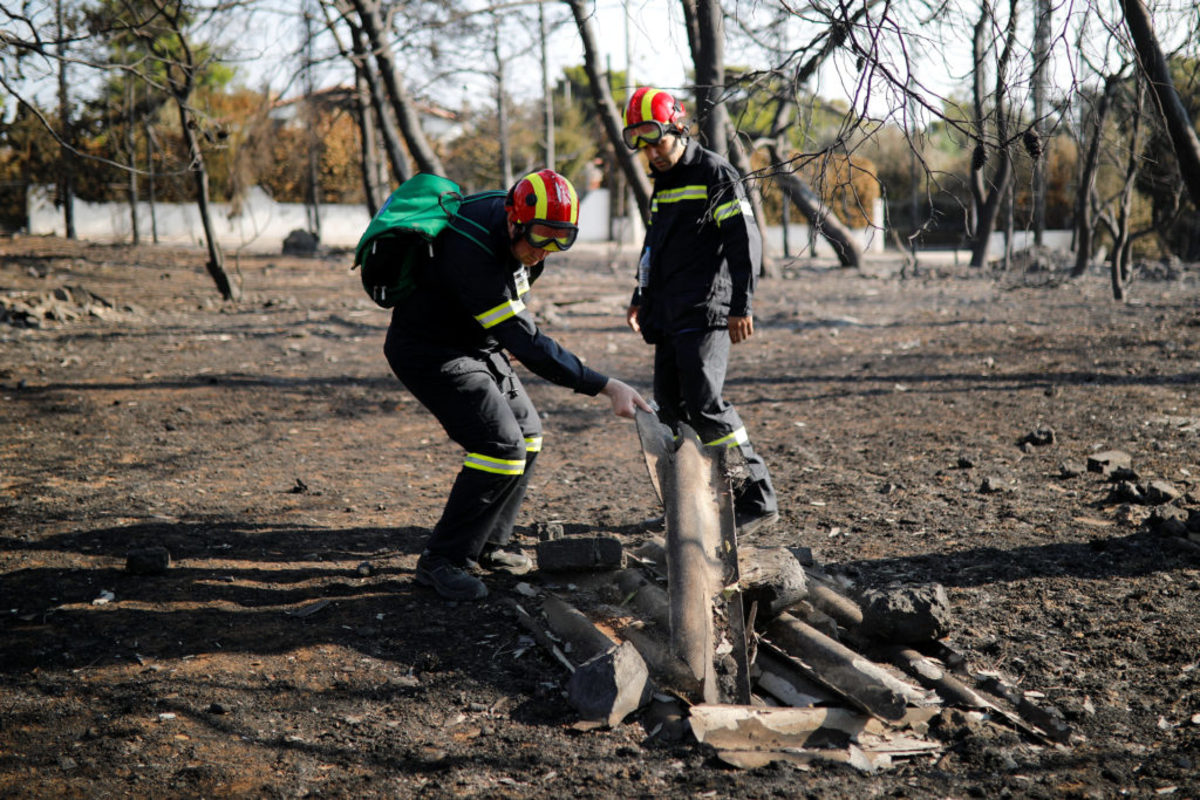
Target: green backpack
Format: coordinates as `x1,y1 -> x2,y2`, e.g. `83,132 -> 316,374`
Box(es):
352,173 -> 505,308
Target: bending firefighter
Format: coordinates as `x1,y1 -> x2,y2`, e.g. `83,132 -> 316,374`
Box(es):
381,169 -> 650,600
623,86 -> 780,536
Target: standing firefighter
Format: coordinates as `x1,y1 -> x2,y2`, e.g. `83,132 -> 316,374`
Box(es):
622,87 -> 780,535
379,169 -> 650,600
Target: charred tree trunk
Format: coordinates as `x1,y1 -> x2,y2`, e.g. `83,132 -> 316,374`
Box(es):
967,0 -> 1017,268
1110,82 -> 1148,302
726,125 -> 777,277
139,0 -> 238,301
349,0 -> 444,176
1121,0 -> 1200,209
353,62 -> 385,216
763,87 -> 863,268
494,19 -> 513,188
1031,0 -> 1051,245
124,72 -> 141,245
167,68 -> 238,302
322,1 -> 396,205
1072,77 -> 1119,278
766,143 -> 863,268
55,0 -> 75,240
353,25 -> 410,186
564,0 -> 652,223
692,0 -> 727,155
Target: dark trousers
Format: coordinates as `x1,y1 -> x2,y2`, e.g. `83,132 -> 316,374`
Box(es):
385,329 -> 542,564
653,328 -> 777,515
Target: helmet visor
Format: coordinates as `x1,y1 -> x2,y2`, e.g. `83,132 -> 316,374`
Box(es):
622,120 -> 670,150
523,221 -> 578,252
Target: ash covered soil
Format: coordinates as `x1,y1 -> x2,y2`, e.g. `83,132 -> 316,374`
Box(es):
1,235 -> 1198,799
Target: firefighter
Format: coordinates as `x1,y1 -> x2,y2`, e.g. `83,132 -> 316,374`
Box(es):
385,169 -> 651,600
622,87 -> 780,535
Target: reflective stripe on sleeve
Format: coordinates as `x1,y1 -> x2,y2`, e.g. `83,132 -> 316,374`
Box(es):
713,197 -> 749,225
705,427 -> 749,448
464,452 -> 526,475
657,185 -> 707,204
475,298 -> 527,329
525,435 -> 543,453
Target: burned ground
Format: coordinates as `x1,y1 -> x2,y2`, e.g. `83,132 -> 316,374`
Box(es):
1,236 -> 1198,799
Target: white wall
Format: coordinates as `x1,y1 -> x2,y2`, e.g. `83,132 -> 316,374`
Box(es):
28,185 -> 1071,260
28,184 -> 638,254
28,185 -> 371,254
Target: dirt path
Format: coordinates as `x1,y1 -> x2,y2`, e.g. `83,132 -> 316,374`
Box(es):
1,237 -> 1198,798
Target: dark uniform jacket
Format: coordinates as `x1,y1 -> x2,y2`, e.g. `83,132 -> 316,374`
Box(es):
630,139 -> 762,344
388,194 -> 607,396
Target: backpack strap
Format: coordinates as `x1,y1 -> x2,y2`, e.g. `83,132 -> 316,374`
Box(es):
444,190 -> 508,258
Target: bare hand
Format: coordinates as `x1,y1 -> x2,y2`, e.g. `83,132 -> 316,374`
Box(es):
729,315 -> 754,344
626,304 -> 641,334
600,378 -> 653,419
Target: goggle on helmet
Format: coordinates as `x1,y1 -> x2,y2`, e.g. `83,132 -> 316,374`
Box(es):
505,169 -> 580,252
622,87 -> 685,150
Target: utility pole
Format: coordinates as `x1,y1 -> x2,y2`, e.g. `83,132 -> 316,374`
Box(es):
56,0 -> 75,239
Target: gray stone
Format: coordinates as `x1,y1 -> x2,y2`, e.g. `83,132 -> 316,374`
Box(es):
282,229 -> 319,256
1086,449 -> 1132,476
858,583 -> 952,644
979,475 -> 1008,494
1109,480 -> 1144,503
534,520 -> 565,541
1020,426 -> 1056,447
125,546 -> 171,575
1143,479 -> 1181,505
1058,460 -> 1086,478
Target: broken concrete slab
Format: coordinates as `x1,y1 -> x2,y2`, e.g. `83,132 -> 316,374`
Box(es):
753,647 -> 839,708
688,703 -> 881,750
565,641 -> 651,727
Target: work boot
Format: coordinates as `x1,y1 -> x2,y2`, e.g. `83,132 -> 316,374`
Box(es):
735,509 -> 780,538
474,545 -> 533,575
415,552 -> 488,601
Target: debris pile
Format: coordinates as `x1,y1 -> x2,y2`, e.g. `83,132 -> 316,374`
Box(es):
0,285 -> 132,328
509,412 -> 1077,772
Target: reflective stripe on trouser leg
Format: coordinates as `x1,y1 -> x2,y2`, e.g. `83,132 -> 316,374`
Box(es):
486,449 -> 539,549
463,452 -> 525,475
383,334 -> 543,563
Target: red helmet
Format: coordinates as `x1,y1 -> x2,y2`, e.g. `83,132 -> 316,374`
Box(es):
505,169 -> 580,252
622,87 -> 685,149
